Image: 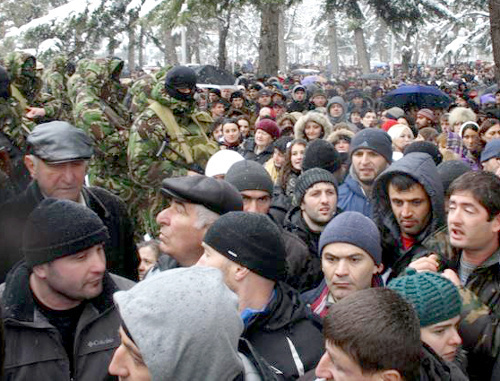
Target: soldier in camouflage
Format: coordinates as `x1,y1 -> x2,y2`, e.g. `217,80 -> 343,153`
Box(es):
0,65 -> 32,193
127,66 -> 218,237
72,57 -> 133,202
43,54 -> 75,123
126,67 -> 167,117
409,171 -> 500,381
4,51 -> 60,123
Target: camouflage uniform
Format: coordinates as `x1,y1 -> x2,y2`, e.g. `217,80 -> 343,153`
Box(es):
421,227 -> 500,380
127,81 -> 217,236
4,52 -> 60,122
127,68 -> 167,117
72,58 -> 133,202
43,55 -> 74,123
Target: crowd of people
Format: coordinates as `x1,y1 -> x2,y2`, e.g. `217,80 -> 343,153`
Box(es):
0,52 -> 499,380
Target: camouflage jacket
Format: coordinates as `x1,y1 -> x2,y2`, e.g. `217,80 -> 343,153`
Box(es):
127,68 -> 167,116
0,97 -> 33,151
43,55 -> 73,123
128,87 -> 216,189
72,58 -> 131,163
4,52 -> 60,120
423,227 -> 500,380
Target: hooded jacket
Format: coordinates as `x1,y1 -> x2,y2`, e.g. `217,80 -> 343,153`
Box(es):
287,85 -> 310,113
2,262 -> 134,381
243,281 -> 324,380
326,96 -> 357,132
293,111 -> 333,141
372,152 -> 445,277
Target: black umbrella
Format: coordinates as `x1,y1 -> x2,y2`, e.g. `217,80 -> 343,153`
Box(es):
382,85 -> 452,110
193,65 -> 236,85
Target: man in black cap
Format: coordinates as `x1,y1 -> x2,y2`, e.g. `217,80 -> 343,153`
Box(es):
287,85 -> 309,113
147,175 -> 243,275
0,121 -> 137,282
2,198 -> 134,380
284,168 -> 340,260
225,160 -> 319,291
197,211 -> 324,380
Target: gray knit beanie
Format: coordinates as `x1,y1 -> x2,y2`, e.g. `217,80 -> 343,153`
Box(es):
23,198 -> 109,268
114,267 -> 244,381
225,160 -> 274,195
318,211 -> 382,264
388,268 -> 462,327
294,168 -> 338,206
350,128 -> 393,164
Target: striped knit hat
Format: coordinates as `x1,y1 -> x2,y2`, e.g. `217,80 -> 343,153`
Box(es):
388,268 -> 462,327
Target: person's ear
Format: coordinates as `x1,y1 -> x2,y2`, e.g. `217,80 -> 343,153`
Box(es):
379,369 -> 402,381
234,265 -> 250,282
24,155 -> 36,178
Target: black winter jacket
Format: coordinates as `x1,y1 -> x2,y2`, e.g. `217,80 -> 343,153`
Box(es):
243,282 -> 324,381
1,262 -> 135,381
0,181 -> 138,281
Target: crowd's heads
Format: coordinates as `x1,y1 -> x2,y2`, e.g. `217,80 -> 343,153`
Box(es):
204,150 -> 244,179
23,198 -> 109,269
164,66 -> 197,102
436,160 -> 471,194
319,212 -> 382,265
389,269 -> 461,327
27,121 -> 93,164
302,139 -> 341,174
294,168 -> 338,207
202,212 -> 287,282
480,139 -> 500,172
160,175 -> 243,216
316,288 -> 422,381
350,129 -> 393,164
111,267 -> 244,380
255,118 -> 280,141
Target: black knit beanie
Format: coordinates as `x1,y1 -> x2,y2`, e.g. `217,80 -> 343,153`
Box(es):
23,198 -> 109,268
203,212 -> 287,281
302,139 -> 341,173
225,160 -> 274,195
404,141 -> 443,166
294,168 -> 338,206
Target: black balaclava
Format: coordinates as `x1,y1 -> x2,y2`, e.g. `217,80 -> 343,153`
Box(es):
0,66 -> 11,100
164,66 -> 197,102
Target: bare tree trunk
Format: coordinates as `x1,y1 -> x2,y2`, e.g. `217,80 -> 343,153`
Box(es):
258,3 -> 280,76
377,20 -> 389,63
278,4 -> 287,73
327,11 -> 339,76
193,25 -> 201,64
218,8 -> 232,70
138,24 -> 144,68
353,26 -> 370,74
163,27 -> 178,67
128,21 -> 136,73
490,0 -> 500,83
401,32 -> 412,74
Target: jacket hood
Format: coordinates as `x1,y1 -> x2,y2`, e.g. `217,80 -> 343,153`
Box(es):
294,111 -> 333,141
5,51 -> 36,83
326,128 -> 355,144
114,267 -> 244,381
372,152 -> 445,242
291,84 -> 307,102
326,96 -> 347,124
4,51 -> 40,98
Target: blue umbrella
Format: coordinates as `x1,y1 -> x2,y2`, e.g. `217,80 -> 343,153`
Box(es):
382,85 -> 452,109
